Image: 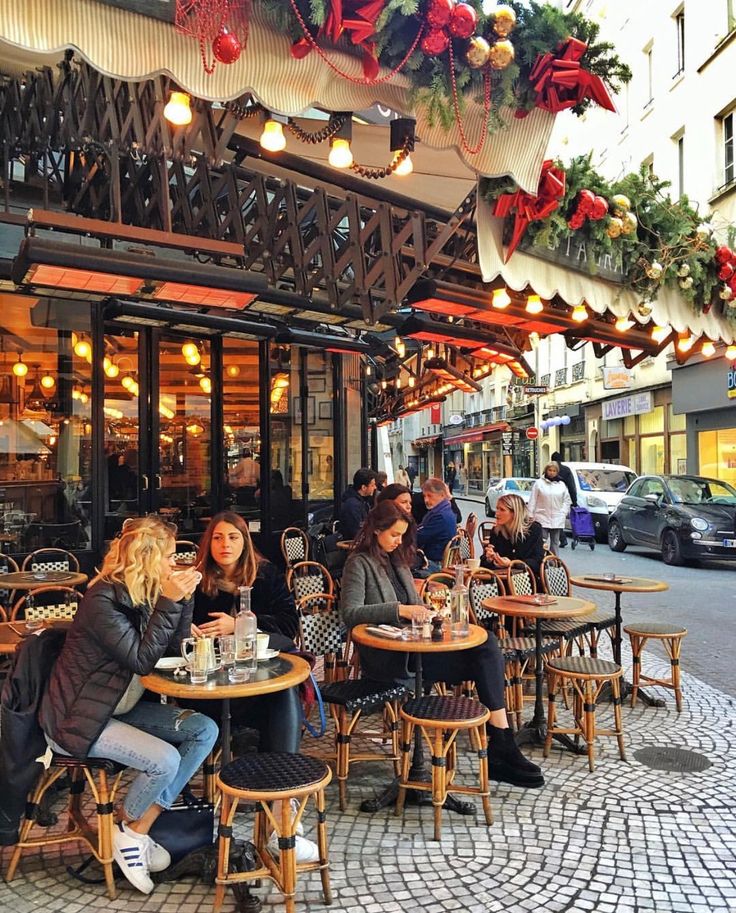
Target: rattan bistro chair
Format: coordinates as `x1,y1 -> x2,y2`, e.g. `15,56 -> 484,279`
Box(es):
540,555 -> 616,656
287,561 -> 334,606
467,568 -> 506,630
21,547 -> 79,574
280,527 -> 310,569
10,585 -> 80,623
0,554 -> 19,614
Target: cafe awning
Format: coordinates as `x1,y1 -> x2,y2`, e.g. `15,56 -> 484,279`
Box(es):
444,423 -> 509,445
412,435 -> 441,449
0,0 -> 555,191
477,196 -> 736,345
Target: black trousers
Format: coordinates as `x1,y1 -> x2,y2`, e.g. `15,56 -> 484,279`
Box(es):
417,633 -> 505,713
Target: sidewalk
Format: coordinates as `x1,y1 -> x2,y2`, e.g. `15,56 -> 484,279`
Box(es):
1,636 -> 734,913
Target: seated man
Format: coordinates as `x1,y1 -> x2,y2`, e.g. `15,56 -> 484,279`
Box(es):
338,468 -> 378,540
416,477 -> 458,572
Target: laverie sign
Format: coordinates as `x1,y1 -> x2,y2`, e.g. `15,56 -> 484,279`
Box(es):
602,391 -> 653,421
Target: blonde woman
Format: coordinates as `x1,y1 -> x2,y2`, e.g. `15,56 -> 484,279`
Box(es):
40,517 -> 219,895
528,461 -> 572,555
480,494 -> 545,579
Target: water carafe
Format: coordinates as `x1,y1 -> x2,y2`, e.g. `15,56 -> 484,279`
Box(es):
450,565 -> 469,638
234,585 -> 257,674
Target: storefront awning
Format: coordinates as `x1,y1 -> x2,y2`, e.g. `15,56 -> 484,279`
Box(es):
412,435 -> 441,449
476,197 -> 736,345
444,422 -> 509,445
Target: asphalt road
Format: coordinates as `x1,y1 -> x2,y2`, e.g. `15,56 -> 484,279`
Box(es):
456,496 -> 736,699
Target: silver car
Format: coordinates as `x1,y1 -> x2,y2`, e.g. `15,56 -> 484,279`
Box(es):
484,477 -> 535,517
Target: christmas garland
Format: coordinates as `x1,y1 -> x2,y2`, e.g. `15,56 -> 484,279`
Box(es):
257,1 -> 631,133
480,154 -> 736,319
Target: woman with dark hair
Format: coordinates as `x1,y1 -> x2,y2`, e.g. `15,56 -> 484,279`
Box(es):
340,501 -> 544,789
189,512 -> 318,862
376,482 -> 413,514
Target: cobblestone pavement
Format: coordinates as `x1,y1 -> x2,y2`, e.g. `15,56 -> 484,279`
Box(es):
1,639 -> 734,913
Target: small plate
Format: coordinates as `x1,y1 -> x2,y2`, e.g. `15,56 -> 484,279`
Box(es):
155,657 -> 187,671
257,648 -> 279,662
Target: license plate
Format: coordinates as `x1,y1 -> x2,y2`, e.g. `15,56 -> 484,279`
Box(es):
722,539 -> 736,547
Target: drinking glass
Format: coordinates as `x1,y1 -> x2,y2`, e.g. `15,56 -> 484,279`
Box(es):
189,645 -> 209,684
219,635 -> 236,669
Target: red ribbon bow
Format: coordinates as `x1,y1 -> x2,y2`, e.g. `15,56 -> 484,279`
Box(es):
530,37 -> 616,114
493,160 -> 567,262
292,0 -> 385,79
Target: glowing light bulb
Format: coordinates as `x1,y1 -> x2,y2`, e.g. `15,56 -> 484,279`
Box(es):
185,352 -> 201,366
260,119 -> 286,152
74,337 -> 92,359
525,294 -> 543,315
12,356 -> 28,377
328,138 -> 353,169
408,376 -> 415,388
651,325 -> 670,344
393,153 -> 413,176
726,345 -> 736,361
677,335 -> 695,353
225,364 -> 240,378
701,340 -> 716,357
40,374 -> 55,389
492,288 -> 511,309
615,316 -> 635,332
121,375 -> 135,391
79,392 -> 89,404
571,304 -> 588,323
164,91 -> 192,127
106,362 -> 120,378
200,376 -> 212,394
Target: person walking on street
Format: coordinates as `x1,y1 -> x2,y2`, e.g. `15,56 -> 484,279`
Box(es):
528,462 -> 571,555
551,451 -> 577,548
457,463 -> 468,496
445,461 -> 457,494
406,463 -> 417,491
395,465 -> 410,488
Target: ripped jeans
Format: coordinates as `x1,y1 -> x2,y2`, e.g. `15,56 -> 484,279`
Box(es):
52,702 -> 219,821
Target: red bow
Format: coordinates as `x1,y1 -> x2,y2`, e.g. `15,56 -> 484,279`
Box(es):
493,160 -> 566,262
530,38 -> 616,114
292,0 -> 385,79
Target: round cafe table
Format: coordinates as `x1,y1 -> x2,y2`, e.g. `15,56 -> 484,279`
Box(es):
569,575 -> 669,706
1,570 -> 88,590
351,622 -> 487,815
482,595 -> 595,751
336,540 -> 354,550
142,653 -> 311,767
0,619 -> 71,654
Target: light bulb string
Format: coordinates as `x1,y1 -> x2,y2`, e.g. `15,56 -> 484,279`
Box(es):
287,0 -> 423,85
286,113 -> 348,144
348,136 -> 413,181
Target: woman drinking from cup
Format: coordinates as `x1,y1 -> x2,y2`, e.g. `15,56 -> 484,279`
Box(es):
339,501 -> 544,789
480,494 -> 545,582
39,517 -> 219,895
189,512 -> 319,862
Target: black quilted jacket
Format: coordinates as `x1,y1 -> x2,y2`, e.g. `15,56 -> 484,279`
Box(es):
39,579 -> 190,757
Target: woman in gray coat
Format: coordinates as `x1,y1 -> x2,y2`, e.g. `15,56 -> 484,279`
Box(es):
339,501 -> 544,789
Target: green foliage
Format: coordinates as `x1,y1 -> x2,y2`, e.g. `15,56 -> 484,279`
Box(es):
480,155 -> 723,317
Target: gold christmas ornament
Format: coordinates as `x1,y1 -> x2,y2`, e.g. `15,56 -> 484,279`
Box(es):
621,211 -> 638,235
695,224 -> 710,242
488,39 -> 515,69
637,301 -> 653,318
719,285 -> 734,301
606,217 -> 623,239
465,35 -> 491,68
646,261 -> 664,280
610,193 -> 631,216
492,5 -> 517,38
677,263 -> 690,278
679,276 -> 694,290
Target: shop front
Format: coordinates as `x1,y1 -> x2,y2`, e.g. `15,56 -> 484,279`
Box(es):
672,357 -> 736,484
444,424 -> 510,496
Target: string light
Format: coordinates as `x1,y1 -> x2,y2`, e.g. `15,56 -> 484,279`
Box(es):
12,355 -> 28,377
328,137 -> 353,169
677,335 -> 695,353
73,336 -> 92,359
225,364 -> 240,378
492,288 -> 511,309
392,153 -> 413,176
164,91 -> 192,126
615,316 -> 635,332
571,304 -> 588,323
40,373 -> 55,390
525,294 -> 543,315
199,376 -> 212,394
701,340 -> 716,357
259,117 -> 287,152
651,325 -> 671,344
726,345 -> 736,360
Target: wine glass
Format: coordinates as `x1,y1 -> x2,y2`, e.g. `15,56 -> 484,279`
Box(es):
425,583 -> 450,620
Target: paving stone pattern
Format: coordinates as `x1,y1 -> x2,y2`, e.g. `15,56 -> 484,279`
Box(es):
1,639 -> 735,913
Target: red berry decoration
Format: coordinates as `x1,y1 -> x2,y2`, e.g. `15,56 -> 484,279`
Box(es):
577,189 -> 595,215
720,263 -> 735,281
448,2 -> 478,39
421,27 -> 451,54
212,28 -> 241,65
715,245 -> 733,265
426,0 -> 456,29
591,196 -> 609,220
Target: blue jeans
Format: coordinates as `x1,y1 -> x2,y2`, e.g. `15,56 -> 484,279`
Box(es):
86,703 -> 219,820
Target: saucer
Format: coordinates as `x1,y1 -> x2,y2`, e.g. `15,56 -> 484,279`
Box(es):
257,648 -> 279,662
155,657 -> 187,671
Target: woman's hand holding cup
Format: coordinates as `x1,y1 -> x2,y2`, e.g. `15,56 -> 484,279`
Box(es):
162,567 -> 201,602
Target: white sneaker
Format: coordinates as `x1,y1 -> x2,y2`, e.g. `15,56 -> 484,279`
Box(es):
267,831 -> 320,864
113,822 -> 154,894
146,835 -> 171,873
290,798 -> 305,837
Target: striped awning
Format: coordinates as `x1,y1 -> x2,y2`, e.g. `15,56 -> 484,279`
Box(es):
0,0 -> 555,192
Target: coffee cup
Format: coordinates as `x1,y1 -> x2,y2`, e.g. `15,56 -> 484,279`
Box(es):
256,632 -> 271,658
466,557 -> 481,571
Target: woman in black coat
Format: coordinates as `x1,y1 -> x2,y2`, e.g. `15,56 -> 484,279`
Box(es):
39,517 -> 218,895
480,494 -> 545,581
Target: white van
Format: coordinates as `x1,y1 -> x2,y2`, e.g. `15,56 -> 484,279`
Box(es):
562,462 -> 638,540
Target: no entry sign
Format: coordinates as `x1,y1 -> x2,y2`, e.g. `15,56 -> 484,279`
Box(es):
526,427 -> 539,440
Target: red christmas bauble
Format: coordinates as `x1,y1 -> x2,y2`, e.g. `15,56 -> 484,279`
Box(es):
421,28 -> 450,55
730,274 -> 736,293
212,28 -> 241,65
715,245 -> 733,265
719,263 -> 735,281
568,214 -> 585,230
591,196 -> 609,221
426,0 -> 456,29
448,3 -> 478,39
577,189 -> 595,215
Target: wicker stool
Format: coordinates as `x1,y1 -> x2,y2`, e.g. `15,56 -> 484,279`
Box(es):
624,623 -> 688,712
214,753 -> 332,913
396,695 -> 492,841
543,656 -> 625,772
5,755 -> 124,899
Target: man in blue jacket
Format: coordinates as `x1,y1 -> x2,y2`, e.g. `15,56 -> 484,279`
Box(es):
416,477 -> 458,571
338,468 -> 378,539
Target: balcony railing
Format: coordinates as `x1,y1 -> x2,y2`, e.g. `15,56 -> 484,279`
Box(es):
554,367 -> 568,386
571,361 -> 585,382
540,374 -> 551,388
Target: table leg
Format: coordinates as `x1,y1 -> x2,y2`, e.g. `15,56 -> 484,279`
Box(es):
612,590 -> 622,666
221,697 -> 232,767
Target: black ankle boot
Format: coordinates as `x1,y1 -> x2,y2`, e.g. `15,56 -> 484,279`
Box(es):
487,725 -> 545,788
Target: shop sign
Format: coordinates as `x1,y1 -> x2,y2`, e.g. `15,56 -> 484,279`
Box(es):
602,391 -> 653,421
501,431 -> 513,443
728,368 -> 736,399
502,442 -> 514,455
430,403 -> 442,424
521,385 -> 548,395
602,367 -> 633,390
448,414 -> 464,425
517,234 -> 626,284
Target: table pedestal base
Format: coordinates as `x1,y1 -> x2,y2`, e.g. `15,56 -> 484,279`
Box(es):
359,777 -> 475,815
515,717 -> 586,755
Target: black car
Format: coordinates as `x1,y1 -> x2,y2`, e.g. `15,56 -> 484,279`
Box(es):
608,474 -> 736,565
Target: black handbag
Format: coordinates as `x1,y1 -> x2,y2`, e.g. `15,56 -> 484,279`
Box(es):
149,789 -> 215,864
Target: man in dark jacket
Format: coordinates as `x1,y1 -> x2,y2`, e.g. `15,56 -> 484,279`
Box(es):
551,451 -> 577,547
338,468 -> 378,539
416,477 -> 459,570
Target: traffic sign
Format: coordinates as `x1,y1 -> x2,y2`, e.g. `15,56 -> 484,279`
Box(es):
526,427 -> 539,440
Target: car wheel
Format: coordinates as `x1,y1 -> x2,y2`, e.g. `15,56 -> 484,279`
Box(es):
608,521 -> 627,552
661,529 -> 683,566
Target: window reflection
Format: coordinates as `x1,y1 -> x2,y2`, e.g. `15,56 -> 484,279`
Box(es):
223,338 -> 262,531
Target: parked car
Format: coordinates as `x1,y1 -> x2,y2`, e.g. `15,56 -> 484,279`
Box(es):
608,474 -> 736,565
484,477 -> 534,516
563,462 -> 637,540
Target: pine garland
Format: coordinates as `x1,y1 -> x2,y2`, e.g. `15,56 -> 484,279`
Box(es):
480,155 -> 726,319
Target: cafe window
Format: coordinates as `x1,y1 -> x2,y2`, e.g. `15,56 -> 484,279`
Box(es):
0,294 -> 92,554
639,405 -> 664,435
306,350 -> 335,523
669,404 -> 686,433
222,337 -> 261,528
269,343 -> 301,530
